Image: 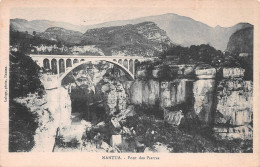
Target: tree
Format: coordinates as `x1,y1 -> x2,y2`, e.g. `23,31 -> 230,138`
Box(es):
33,31 -> 36,36
9,51 -> 44,98
157,64 -> 178,81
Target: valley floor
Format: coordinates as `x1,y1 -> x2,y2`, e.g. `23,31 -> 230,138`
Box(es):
53,112 -> 253,153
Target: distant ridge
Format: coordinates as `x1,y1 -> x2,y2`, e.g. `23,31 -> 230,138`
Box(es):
10,13 -> 253,51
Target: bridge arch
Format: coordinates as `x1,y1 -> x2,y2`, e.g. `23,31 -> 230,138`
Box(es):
66,59 -> 72,68
123,59 -> 128,68
58,59 -> 135,86
43,58 -> 50,69
73,59 -> 79,64
129,59 -> 134,73
51,59 -> 57,74
59,59 -> 65,73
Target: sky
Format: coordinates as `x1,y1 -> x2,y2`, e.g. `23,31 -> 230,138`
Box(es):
10,0 -> 257,27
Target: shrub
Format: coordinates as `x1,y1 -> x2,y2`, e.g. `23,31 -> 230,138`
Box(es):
157,64 -> 178,81
9,51 -> 44,98
9,100 -> 38,152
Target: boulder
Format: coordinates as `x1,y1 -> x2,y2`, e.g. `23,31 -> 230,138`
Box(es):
110,135 -> 122,148
101,141 -> 110,151
96,121 -> 105,128
59,124 -> 86,143
223,68 -> 245,78
111,117 -> 121,129
164,109 -> 184,126
213,125 -> 253,140
122,126 -> 132,135
117,105 -> 136,121
80,120 -> 92,128
195,67 -> 216,79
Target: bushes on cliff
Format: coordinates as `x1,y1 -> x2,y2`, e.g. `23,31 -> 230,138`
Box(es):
157,64 -> 178,81
9,100 -> 38,152
159,44 -> 253,80
9,51 -> 43,152
10,29 -> 58,53
160,44 -> 244,68
9,51 -> 44,98
136,61 -> 178,81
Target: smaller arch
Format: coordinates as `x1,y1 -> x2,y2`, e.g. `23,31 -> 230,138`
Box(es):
129,59 -> 133,73
123,59 -> 128,69
66,59 -> 72,68
59,59 -> 65,73
73,59 -> 79,64
80,59 -> 85,62
113,59 -> 117,62
51,59 -> 57,74
43,58 -> 50,69
118,59 -> 122,65
134,59 -> 139,66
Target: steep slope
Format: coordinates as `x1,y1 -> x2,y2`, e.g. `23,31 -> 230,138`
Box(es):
210,23 -> 253,51
39,27 -> 83,45
80,13 -> 252,50
11,13 -> 253,51
226,27 -> 253,54
82,13 -> 212,47
12,22 -> 173,57
10,18 -> 84,34
81,22 -> 173,56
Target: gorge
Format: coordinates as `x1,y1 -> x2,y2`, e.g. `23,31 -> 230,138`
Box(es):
12,60 -> 252,152
9,14 -> 254,153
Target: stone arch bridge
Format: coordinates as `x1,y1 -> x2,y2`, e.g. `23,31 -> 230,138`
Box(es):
29,54 -> 152,86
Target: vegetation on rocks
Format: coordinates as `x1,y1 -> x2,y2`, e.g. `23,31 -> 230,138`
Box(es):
122,111 -> 252,153
227,27 -> 253,54
160,44 -> 242,68
9,51 -> 43,151
9,100 -> 38,152
10,51 -> 44,98
136,43 -> 253,81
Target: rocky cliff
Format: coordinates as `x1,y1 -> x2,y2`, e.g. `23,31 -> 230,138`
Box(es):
226,27 -> 253,54
193,67 -> 216,124
214,68 -> 253,140
39,27 -> 83,45
14,86 -> 71,152
123,79 -> 192,109
11,64 -> 253,152
23,22 -> 173,57
81,22 -> 173,56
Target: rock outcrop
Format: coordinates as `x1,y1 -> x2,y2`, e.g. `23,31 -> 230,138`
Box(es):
193,67 -> 216,123
213,68 -> 253,140
101,81 -> 128,115
124,79 -> 193,108
14,86 -> 72,152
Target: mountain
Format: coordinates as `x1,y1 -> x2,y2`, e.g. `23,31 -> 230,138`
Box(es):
209,23 -> 253,52
81,22 -> 173,56
35,22 -> 173,56
85,14 -> 252,51
82,13 -> 212,47
10,13 -> 253,51
226,27 -> 254,54
39,27 -> 83,45
10,18 -> 84,34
